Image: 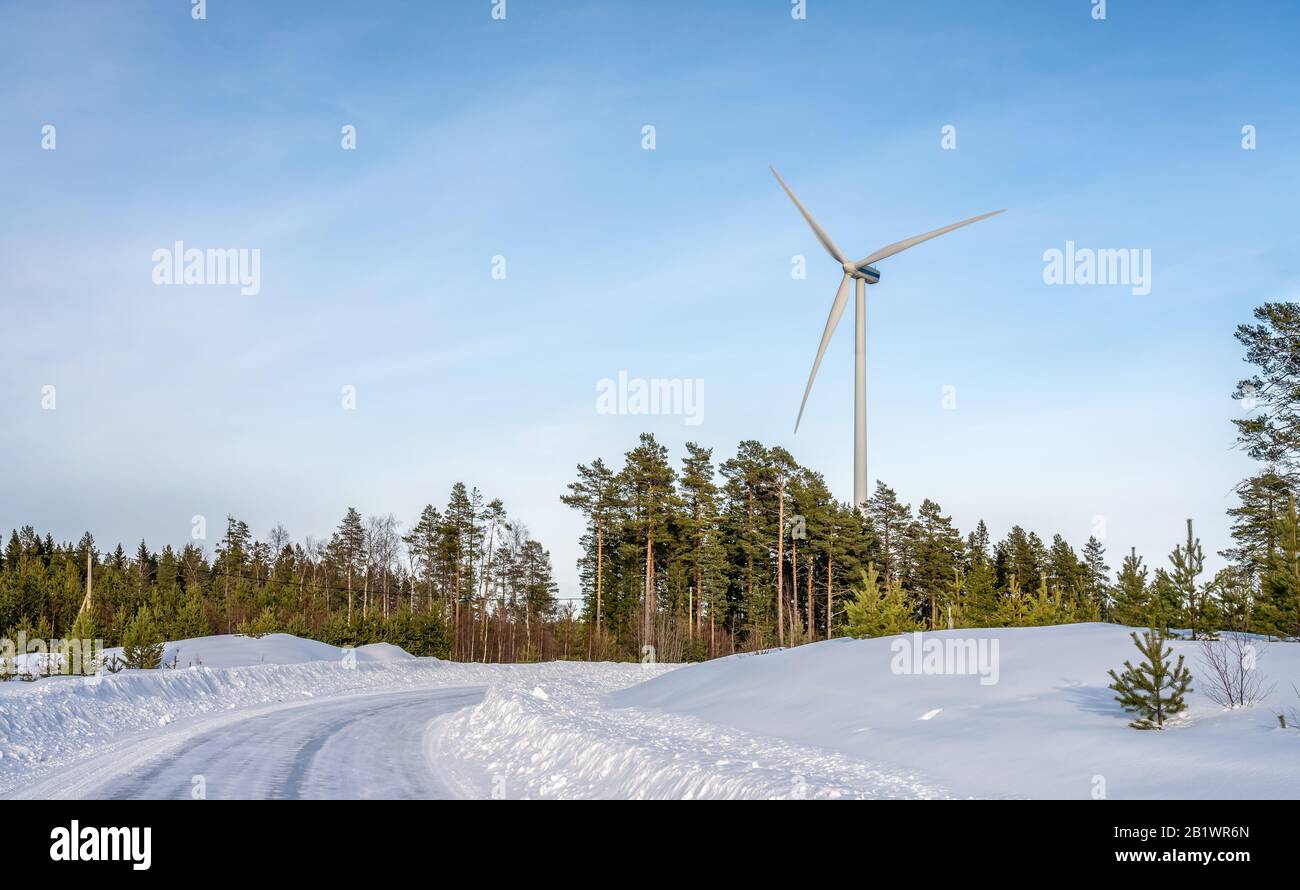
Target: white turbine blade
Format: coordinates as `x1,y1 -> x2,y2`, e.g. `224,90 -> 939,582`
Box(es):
795,274 -> 852,433
770,166 -> 847,264
856,209 -> 1005,267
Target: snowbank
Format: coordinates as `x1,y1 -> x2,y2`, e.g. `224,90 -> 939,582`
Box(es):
610,623 -> 1300,799
9,632 -> 411,676
132,633 -> 416,668
429,666 -> 950,799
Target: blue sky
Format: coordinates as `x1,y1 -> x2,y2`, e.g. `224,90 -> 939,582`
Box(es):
2,0 -> 1298,598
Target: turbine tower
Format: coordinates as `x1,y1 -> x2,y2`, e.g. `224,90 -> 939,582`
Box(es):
771,166 -> 1004,511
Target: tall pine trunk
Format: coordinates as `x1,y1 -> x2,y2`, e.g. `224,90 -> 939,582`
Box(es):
826,554 -> 834,639
776,475 -> 785,647
791,532 -> 798,644
595,524 -> 603,649
806,556 -> 813,643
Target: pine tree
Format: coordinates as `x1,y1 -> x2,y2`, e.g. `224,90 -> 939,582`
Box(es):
820,501 -> 866,640
561,458 -> 619,647
906,499 -> 962,629
770,446 -> 799,646
677,444 -> 726,654
1022,570 -> 1078,626
121,605 -> 165,669
403,504 -> 442,613
1046,535 -> 1084,600
720,440 -> 775,648
333,508 -> 365,624
789,468 -> 835,642
1113,547 -> 1151,627
67,608 -> 99,676
995,572 -> 1030,626
867,483 -> 912,585
1168,519 -> 1209,638
620,433 -> 676,649
1148,569 -> 1184,634
134,539 -> 156,594
1223,470 -> 1290,581
960,550 -> 1001,628
239,606 -> 277,638
1107,627 -> 1193,729
996,526 -> 1046,591
1081,536 -> 1112,619
172,590 -> 209,640
1256,493 -> 1300,639
843,563 -> 923,638
1209,566 -> 1252,632
442,484 -> 478,653
214,516 -> 252,633
1232,303 -> 1300,475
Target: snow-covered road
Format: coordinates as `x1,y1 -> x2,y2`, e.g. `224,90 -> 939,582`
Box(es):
9,687 -> 485,800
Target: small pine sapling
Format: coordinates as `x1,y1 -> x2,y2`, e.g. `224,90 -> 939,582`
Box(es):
1108,627 -> 1193,729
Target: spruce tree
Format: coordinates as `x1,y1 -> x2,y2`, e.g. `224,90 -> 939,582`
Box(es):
1107,627 -> 1193,729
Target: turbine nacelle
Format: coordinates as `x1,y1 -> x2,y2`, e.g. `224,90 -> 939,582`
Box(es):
846,263 -> 880,283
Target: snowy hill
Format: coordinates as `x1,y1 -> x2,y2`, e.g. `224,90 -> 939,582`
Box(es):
609,623 -> 1300,799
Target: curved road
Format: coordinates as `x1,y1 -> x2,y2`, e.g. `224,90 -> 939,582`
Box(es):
15,687 -> 484,800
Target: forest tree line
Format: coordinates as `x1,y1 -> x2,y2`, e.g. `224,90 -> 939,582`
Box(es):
560,435 -> 1261,661
3,301 -> 1300,665
0,481 -> 569,665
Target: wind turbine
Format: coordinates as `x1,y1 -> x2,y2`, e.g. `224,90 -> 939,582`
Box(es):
771,166 -> 1004,511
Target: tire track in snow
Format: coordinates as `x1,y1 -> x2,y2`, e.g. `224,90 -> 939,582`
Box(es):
8,687 -> 483,800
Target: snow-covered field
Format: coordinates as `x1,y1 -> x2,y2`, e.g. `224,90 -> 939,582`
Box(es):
614,624 -> 1300,799
2,625 -> 1296,799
